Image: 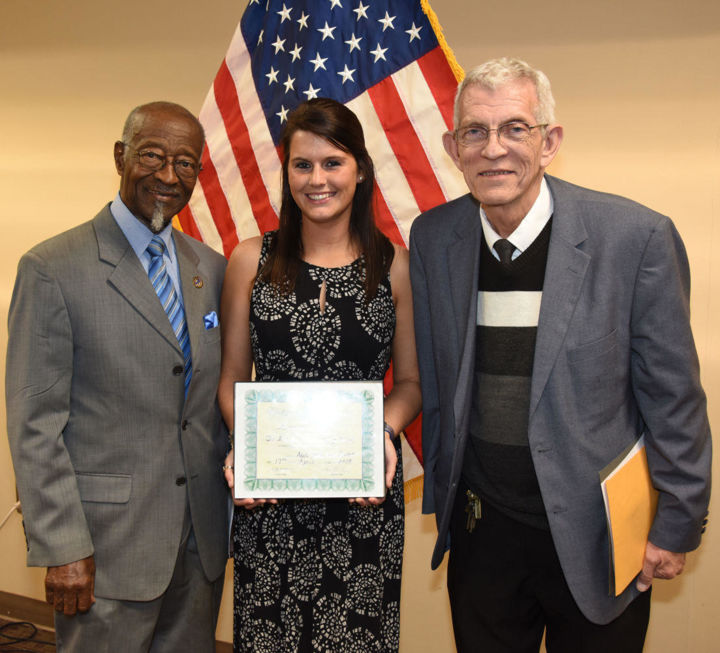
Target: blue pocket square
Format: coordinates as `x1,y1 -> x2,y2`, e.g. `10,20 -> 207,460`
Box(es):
203,310 -> 219,329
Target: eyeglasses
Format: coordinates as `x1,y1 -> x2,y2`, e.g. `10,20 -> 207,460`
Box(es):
124,144 -> 202,180
454,121 -> 547,147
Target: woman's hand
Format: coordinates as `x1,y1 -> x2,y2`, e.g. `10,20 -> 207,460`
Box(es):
224,450 -> 276,509
223,450 -> 235,490
349,432 -> 397,506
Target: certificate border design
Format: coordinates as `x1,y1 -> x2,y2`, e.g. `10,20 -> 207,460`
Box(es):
235,382 -> 383,497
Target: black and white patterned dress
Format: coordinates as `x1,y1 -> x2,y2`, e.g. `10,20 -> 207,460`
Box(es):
232,231 -> 404,653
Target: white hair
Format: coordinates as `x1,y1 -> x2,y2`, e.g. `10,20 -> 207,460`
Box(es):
453,57 -> 556,127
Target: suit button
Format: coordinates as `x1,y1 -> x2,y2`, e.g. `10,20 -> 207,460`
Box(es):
172,365 -> 183,376
182,420 -> 190,430
175,477 -> 186,486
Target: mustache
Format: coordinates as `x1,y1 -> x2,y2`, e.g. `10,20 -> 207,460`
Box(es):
149,183 -> 180,195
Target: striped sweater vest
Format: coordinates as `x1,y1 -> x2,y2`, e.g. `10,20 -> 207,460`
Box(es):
462,218 -> 552,530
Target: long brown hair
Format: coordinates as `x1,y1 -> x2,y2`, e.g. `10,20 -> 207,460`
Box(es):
257,98 -> 393,298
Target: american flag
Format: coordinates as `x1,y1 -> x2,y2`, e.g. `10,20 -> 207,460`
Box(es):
178,0 -> 465,480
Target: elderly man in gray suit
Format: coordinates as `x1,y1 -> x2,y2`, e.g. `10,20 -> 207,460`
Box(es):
409,58 -> 711,652
6,101 -> 228,652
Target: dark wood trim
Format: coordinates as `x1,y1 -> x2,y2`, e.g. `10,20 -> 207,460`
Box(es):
0,591 -> 233,651
0,590 -> 53,629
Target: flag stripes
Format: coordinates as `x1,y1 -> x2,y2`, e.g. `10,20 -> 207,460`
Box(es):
180,36 -> 464,250
178,1 -> 467,469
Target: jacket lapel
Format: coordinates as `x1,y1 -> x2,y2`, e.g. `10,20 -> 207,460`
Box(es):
93,207 -> 182,354
446,197 -> 482,429
529,176 -> 590,417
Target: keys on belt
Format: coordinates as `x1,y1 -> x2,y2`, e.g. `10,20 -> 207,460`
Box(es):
464,489 -> 482,533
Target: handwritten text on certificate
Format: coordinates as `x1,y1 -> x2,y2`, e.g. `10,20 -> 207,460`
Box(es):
256,398 -> 362,479
234,381 -> 384,498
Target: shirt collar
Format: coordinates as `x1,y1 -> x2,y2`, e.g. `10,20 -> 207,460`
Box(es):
110,193 -> 175,261
479,177 -> 554,255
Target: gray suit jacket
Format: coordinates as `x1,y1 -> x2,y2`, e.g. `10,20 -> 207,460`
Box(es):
6,205 -> 229,601
409,175 -> 711,624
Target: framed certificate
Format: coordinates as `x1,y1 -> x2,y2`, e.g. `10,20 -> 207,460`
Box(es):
233,381 -> 385,499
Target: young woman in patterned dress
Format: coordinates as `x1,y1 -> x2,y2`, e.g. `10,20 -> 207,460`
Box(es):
218,98 -> 421,652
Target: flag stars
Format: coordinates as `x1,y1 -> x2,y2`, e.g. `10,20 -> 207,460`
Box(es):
276,105 -> 289,123
276,3 -> 292,22
289,43 -> 303,62
337,64 -> 356,84
310,52 -> 328,71
272,35 -> 286,54
303,83 -> 321,100
370,43 -> 387,63
378,12 -> 396,31
353,1 -> 369,20
317,21 -> 337,41
345,33 -> 362,53
266,66 -> 279,84
406,22 -> 422,42
253,3 -> 431,134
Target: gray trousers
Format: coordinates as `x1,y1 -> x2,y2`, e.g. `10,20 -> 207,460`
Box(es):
54,529 -> 224,653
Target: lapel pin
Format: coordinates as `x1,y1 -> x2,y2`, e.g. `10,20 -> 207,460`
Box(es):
193,275 -> 204,289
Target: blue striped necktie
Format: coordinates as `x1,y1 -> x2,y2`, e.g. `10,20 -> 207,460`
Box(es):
147,235 -> 192,395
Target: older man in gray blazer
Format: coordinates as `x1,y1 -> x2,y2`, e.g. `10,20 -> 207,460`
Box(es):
410,58 -> 711,652
6,102 -> 228,652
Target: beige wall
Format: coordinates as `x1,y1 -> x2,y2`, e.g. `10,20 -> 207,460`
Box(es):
0,0 -> 717,650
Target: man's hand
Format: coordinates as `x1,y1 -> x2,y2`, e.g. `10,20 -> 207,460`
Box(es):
45,555 -> 96,615
636,541 -> 685,592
